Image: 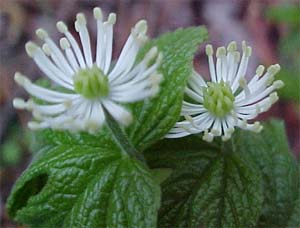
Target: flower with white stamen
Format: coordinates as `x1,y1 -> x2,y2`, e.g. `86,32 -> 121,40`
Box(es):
166,41 -> 283,142
13,7 -> 163,133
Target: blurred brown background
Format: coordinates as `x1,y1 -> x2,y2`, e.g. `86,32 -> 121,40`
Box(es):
0,0 -> 299,226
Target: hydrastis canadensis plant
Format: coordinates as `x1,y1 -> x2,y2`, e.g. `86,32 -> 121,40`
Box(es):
166,41 -> 283,141
13,7 -> 162,133
6,5 -> 300,228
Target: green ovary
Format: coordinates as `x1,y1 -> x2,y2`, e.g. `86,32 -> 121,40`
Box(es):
203,81 -> 235,118
73,65 -> 109,99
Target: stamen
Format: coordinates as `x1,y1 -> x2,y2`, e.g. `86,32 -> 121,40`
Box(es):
56,21 -> 68,33
149,85 -> 160,97
76,13 -> 87,28
14,72 -> 30,86
59,38 -> 79,71
57,21 -> 86,68
25,41 -> 38,57
242,41 -> 247,53
238,77 -> 250,98
267,64 -> 281,75
256,65 -> 265,77
63,100 -> 72,108
245,46 -> 252,57
28,121 -> 45,130
273,80 -> 284,89
211,128 -> 221,136
205,44 -> 213,56
216,47 -> 226,82
93,7 -> 103,20
75,13 -> 93,68
36,28 -> 48,40
13,98 -> 29,109
42,44 -> 51,56
269,92 -> 279,104
144,47 -> 158,63
60,38 -> 70,50
227,41 -> 237,52
149,73 -> 163,85
32,110 -> 42,120
206,44 -> 217,82
184,115 -> 200,130
107,13 -> 117,24
233,51 -> 240,62
253,121 -> 263,133
133,20 -> 148,36
216,46 -> 226,58
203,130 -> 214,142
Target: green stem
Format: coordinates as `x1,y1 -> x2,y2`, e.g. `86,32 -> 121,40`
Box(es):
104,109 -> 146,164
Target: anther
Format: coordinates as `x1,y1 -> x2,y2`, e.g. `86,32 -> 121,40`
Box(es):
256,65 -> 265,77
211,128 -> 221,136
203,130 -> 214,142
28,121 -> 41,130
36,28 -> 49,40
14,72 -> 31,86
150,73 -> 163,85
13,98 -> 26,109
234,51 -> 240,62
205,44 -> 213,56
93,7 -> 103,20
242,41 -> 247,53
267,64 -> 281,75
269,92 -> 279,103
76,13 -> 87,26
150,85 -> 160,97
42,44 -> 51,56
227,41 -> 237,52
63,100 -> 72,108
56,21 -> 68,33
60,38 -> 70,50
107,13 -> 116,24
273,80 -> 284,89
145,47 -> 158,62
216,46 -> 226,57
134,20 -> 147,34
245,46 -> 252,57
25,41 -> 38,57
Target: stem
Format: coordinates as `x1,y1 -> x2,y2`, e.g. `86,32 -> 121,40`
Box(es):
104,109 -> 146,164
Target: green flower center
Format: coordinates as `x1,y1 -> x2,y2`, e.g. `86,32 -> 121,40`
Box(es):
73,65 -> 109,99
203,81 -> 235,117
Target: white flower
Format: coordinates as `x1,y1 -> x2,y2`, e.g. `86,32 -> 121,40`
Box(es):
166,41 -> 283,142
13,7 -> 163,133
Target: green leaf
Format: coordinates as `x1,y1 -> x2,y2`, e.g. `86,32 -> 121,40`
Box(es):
145,135 -> 263,228
6,143 -> 160,227
234,120 -> 299,227
1,137 -> 21,166
277,69 -> 300,102
128,27 -> 208,150
150,168 -> 173,184
266,4 -> 300,25
287,163 -> 300,227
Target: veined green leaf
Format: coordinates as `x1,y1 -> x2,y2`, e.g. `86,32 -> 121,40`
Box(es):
145,120 -> 299,228
128,27 -> 208,151
145,135 -> 263,228
6,144 -> 160,227
287,163 -> 300,227
235,120 -> 299,227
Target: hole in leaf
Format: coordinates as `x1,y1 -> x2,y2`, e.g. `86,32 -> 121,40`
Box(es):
8,173 -> 48,217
